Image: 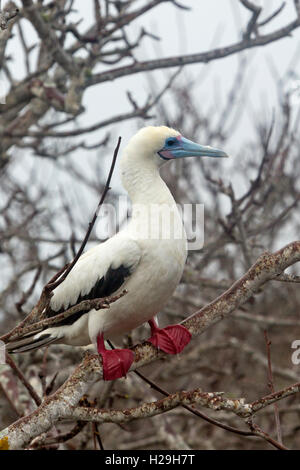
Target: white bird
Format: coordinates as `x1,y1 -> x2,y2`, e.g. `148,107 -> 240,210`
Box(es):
7,126 -> 227,380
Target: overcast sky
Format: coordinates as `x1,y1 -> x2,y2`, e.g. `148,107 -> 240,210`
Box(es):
77,0 -> 300,146
6,1 -> 300,144
3,0 -> 300,244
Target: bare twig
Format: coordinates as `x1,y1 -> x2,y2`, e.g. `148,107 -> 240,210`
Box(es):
264,331 -> 283,445
46,136 -> 121,292
5,353 -> 41,407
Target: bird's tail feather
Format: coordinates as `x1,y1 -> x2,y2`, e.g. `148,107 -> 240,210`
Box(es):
6,333 -> 59,353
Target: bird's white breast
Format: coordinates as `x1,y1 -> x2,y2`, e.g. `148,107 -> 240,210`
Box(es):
88,203 -> 187,341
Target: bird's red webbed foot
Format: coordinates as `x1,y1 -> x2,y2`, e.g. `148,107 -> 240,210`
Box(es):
97,334 -> 134,381
147,318 -> 191,354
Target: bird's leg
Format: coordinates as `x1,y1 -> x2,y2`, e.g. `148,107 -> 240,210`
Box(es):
147,318 -> 191,354
96,334 -> 134,381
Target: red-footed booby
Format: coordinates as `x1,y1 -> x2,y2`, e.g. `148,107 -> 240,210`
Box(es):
7,126 -> 228,380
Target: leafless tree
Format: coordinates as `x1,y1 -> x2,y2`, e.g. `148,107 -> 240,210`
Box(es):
0,0 -> 300,450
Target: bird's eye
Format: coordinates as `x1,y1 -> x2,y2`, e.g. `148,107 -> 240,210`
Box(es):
166,138 -> 177,147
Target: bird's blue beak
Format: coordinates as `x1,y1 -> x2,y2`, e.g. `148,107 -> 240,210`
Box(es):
159,136 -> 229,160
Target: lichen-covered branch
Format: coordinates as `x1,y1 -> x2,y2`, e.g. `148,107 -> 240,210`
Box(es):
1,241 -> 299,449
183,241 -> 300,335
0,0 -> 299,162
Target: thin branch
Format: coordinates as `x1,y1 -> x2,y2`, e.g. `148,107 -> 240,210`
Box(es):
46,136 -> 121,292
21,0 -> 77,75
88,18 -> 300,87
5,354 -> 41,407
0,5 -> 19,30
258,2 -> 286,27
4,290 -> 127,343
240,0 -> 262,39
274,273 -> 300,283
107,340 -> 255,438
1,241 -> 300,449
264,331 -> 283,445
133,370 -> 254,438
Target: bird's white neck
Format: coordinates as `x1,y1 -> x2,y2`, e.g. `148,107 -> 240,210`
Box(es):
120,157 -> 186,245
121,159 -> 176,207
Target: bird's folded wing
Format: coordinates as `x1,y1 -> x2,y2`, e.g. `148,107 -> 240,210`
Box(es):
46,236 -> 142,323
6,237 -> 141,352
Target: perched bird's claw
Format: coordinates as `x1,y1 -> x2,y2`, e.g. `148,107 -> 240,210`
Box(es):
97,334 -> 134,381
99,348 -> 134,381
147,319 -> 191,354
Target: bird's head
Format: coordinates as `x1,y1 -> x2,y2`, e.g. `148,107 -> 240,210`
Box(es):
122,126 -> 228,172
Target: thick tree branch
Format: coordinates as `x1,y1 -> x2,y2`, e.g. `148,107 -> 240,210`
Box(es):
88,18 -> 300,87
21,0 -> 77,76
0,2 -> 18,30
1,241 -> 300,449
183,241 -> 300,335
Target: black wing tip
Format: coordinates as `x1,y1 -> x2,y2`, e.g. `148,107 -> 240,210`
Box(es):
48,264 -> 133,327
7,334 -> 55,353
